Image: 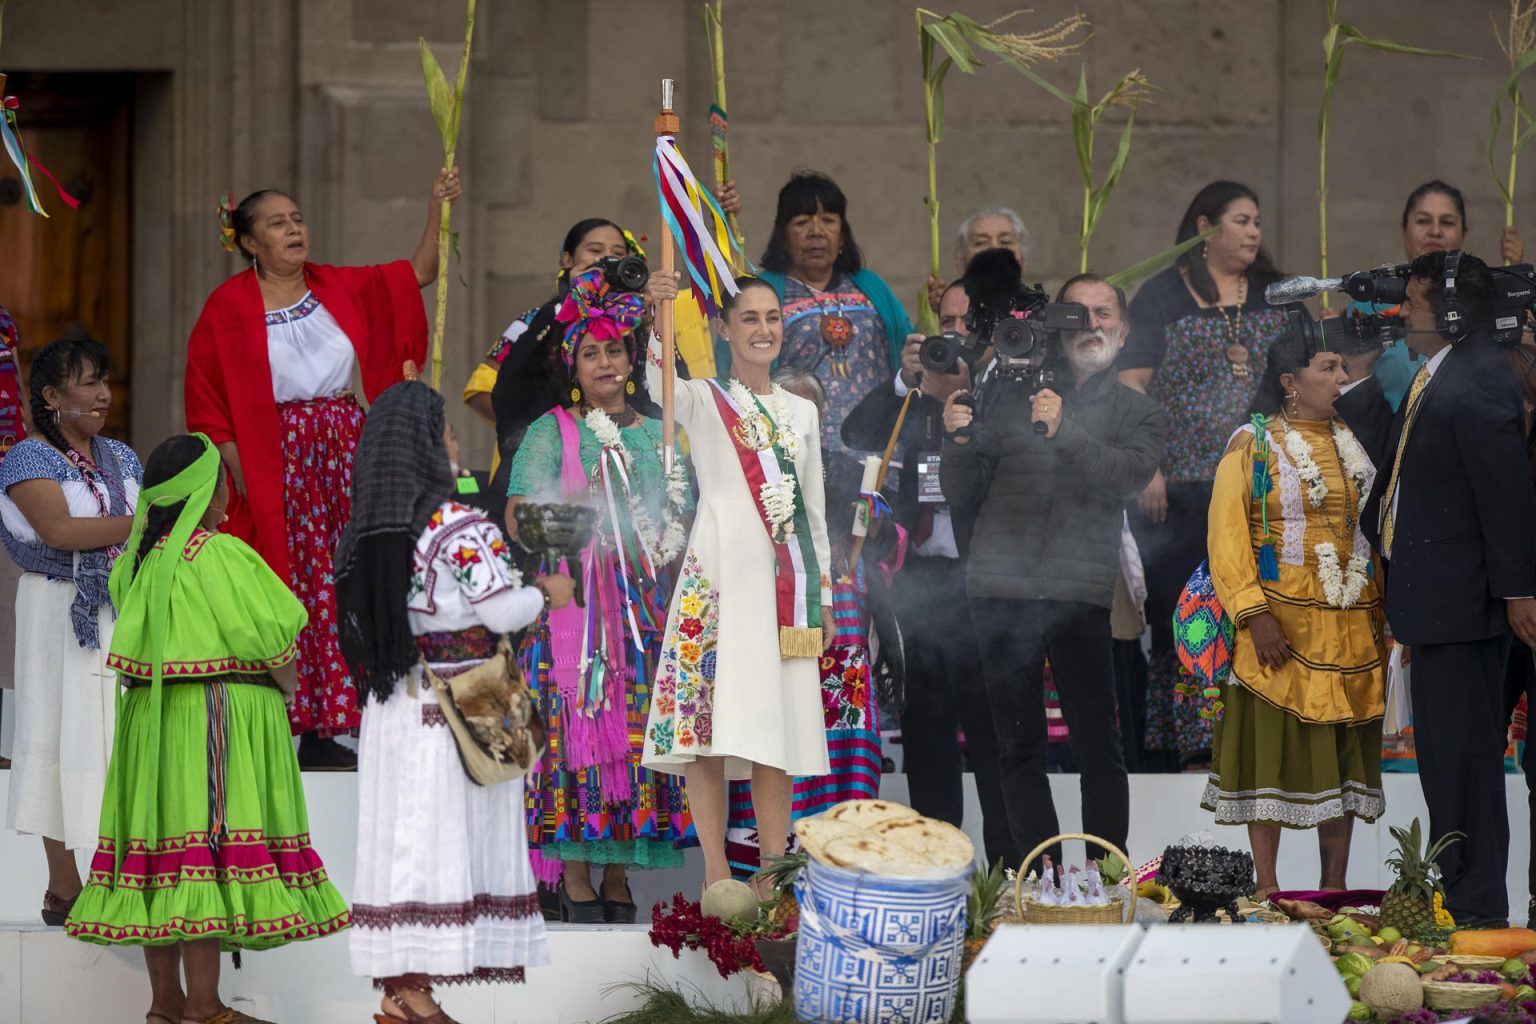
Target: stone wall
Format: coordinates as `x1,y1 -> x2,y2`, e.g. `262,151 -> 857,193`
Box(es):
2,0 -> 1527,464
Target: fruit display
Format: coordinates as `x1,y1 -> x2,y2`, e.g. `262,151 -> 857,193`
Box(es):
1381,819 -> 1463,941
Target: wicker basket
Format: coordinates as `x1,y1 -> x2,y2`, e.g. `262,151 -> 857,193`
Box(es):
1423,981 -> 1503,1011
1430,954 -> 1507,969
1013,832 -> 1135,925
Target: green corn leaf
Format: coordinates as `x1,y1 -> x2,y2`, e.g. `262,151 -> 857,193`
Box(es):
419,38 -> 455,152
1085,106 -> 1138,238
914,283 -> 940,336
924,19 -> 980,74
929,57 -> 954,143
1488,49 -> 1536,204
1104,226 -> 1217,290
1335,22 -> 1472,60
997,54 -> 1080,106
920,21 -> 935,78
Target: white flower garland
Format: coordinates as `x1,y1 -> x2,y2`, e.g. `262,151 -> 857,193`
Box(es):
727,377 -> 801,458
1277,417 -> 1373,608
584,407 -> 688,564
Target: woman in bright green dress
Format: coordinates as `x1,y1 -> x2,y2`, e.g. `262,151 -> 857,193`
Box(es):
65,433 -> 349,1024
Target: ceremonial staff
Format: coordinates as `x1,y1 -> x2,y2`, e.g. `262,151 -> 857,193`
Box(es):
656,80 -> 680,475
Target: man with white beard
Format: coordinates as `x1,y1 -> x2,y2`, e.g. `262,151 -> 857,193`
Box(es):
939,272 -> 1166,870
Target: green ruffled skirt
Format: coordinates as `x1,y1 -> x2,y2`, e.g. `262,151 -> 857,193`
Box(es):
65,680 -> 350,948
1200,684 -> 1384,829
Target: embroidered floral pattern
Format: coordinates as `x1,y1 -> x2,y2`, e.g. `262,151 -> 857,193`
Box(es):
649,550 -> 719,757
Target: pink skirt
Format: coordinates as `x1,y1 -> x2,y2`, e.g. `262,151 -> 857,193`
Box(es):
279,395 -> 364,736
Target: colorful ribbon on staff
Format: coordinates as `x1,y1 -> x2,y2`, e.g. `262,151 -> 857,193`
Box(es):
653,135 -> 751,322
1,95 -> 81,217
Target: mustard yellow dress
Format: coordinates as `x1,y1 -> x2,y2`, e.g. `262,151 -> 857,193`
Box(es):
1200,417 -> 1386,829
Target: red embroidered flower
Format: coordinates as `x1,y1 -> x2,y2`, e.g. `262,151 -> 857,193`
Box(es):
679,617 -> 703,639
450,544 -> 482,569
428,508 -> 446,531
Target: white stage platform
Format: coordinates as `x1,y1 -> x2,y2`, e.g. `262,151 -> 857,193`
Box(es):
0,770 -> 1531,1022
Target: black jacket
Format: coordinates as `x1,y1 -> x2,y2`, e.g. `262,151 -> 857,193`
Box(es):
840,377 -> 979,558
1335,331 -> 1536,645
940,370 -> 1165,607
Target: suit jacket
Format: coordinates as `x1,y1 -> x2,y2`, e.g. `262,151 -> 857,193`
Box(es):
840,377 -> 979,558
1335,330 -> 1536,645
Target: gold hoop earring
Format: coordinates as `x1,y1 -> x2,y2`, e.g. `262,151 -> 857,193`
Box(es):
625,379 -> 637,395
570,385 -> 582,404
52,407 -> 61,423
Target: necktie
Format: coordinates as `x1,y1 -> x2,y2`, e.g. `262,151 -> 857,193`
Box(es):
1379,364 -> 1431,559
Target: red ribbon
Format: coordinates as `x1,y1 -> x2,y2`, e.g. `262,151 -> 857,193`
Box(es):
3,95 -> 82,209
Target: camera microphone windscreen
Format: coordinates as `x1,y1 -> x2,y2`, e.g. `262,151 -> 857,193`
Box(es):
961,247 -> 1024,311
1264,275 -> 1342,304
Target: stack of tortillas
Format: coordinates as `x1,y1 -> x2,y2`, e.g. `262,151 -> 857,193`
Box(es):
794,799 -> 975,879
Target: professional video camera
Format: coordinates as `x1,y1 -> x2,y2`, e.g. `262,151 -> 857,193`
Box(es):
919,249 -> 1087,383
1266,259 -> 1536,353
593,253 -> 650,293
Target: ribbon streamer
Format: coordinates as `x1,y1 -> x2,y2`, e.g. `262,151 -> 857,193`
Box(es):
652,135 -> 751,322
1,96 -> 81,217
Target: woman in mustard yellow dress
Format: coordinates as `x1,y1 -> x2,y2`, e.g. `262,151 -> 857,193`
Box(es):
1200,333 -> 1386,898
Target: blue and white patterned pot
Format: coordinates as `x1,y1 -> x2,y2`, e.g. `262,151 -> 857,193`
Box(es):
792,856 -> 971,1024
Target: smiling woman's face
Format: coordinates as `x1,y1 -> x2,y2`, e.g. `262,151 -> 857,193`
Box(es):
240,194 -> 310,274
721,283 -> 784,374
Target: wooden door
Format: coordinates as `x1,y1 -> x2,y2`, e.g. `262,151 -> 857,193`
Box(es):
0,72 -> 133,441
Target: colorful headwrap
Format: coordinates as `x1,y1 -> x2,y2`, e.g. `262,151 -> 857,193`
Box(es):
554,268 -> 646,369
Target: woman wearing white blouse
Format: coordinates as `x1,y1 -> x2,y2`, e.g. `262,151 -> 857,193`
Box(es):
184,169 -> 461,767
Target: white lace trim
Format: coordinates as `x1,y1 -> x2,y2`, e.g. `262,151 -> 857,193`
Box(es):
1228,424 -> 1303,566
1201,778 -> 1385,828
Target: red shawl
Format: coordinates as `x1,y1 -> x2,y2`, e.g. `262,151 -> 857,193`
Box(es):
184,261 -> 427,581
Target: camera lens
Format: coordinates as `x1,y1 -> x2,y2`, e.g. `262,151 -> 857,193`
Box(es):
919,333 -> 959,374
993,317 -> 1038,360
598,254 -> 651,293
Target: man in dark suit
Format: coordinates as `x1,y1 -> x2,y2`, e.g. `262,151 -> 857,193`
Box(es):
1337,250 -> 1536,926
841,281 -> 1018,872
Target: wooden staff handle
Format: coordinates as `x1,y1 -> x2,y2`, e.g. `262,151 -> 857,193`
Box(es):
655,81 -> 680,473
846,388 -> 915,569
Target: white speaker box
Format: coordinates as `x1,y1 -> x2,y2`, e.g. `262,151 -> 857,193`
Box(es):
966,924 -> 1146,1024
1122,924 -> 1349,1024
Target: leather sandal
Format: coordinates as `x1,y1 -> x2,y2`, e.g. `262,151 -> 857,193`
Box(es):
183,1009 -> 277,1024
374,987 -> 459,1024
40,889 -> 77,927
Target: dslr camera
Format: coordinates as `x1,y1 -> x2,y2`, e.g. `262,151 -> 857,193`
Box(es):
920,249 -> 1087,388
593,253 -> 650,293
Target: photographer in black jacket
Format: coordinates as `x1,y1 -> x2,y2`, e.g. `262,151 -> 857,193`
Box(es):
941,274 -> 1166,865
842,281 -> 1018,872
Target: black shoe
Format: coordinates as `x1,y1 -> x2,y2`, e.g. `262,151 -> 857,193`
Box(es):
603,881 -> 638,924
297,733 -> 357,771
558,881 -> 605,924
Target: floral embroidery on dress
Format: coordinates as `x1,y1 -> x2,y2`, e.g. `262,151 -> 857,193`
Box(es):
649,550 -> 719,757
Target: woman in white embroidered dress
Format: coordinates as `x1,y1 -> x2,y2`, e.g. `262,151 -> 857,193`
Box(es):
1199,335 -> 1386,898
335,382 -> 574,1024
0,339 -> 140,928
641,276 -> 833,891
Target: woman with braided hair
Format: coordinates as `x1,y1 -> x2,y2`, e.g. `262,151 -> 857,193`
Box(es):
64,433 -> 348,1024
0,338 -> 140,928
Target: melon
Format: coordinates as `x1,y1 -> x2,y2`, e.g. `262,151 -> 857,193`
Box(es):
700,879 -> 759,924
1358,962 -> 1424,1018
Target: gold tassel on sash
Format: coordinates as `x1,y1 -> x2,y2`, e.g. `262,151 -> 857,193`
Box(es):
779,625 -> 823,659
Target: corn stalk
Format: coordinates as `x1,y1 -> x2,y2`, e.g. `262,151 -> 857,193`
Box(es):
1491,1 -> 1536,227
1104,226 -> 1217,291
1318,0 -> 1468,307
915,9 -> 1088,332
703,0 -> 745,258
419,0 -> 476,391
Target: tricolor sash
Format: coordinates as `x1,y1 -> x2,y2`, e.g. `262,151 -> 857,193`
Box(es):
705,380 -> 823,658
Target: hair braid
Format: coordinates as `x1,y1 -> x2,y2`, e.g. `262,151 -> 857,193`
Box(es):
28,380 -> 73,454
131,500 -> 187,579
24,338 -> 114,455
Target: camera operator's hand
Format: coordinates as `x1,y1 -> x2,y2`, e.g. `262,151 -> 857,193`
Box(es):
713,180 -> 743,216
1138,468 -> 1168,523
942,390 -> 972,445
900,335 -> 924,390
1030,388 -> 1063,439
923,360 -> 972,404
1245,610 -> 1291,669
643,270 -> 681,310
926,275 -> 946,313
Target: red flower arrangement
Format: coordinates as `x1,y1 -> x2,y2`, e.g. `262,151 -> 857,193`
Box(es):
648,893 -> 798,979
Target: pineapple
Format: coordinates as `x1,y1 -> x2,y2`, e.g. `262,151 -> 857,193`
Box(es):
755,853 -> 807,934
1381,818 -> 1464,941
963,859 -> 1011,972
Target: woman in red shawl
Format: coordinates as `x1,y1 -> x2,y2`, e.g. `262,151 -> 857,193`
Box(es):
184,169 -> 461,767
